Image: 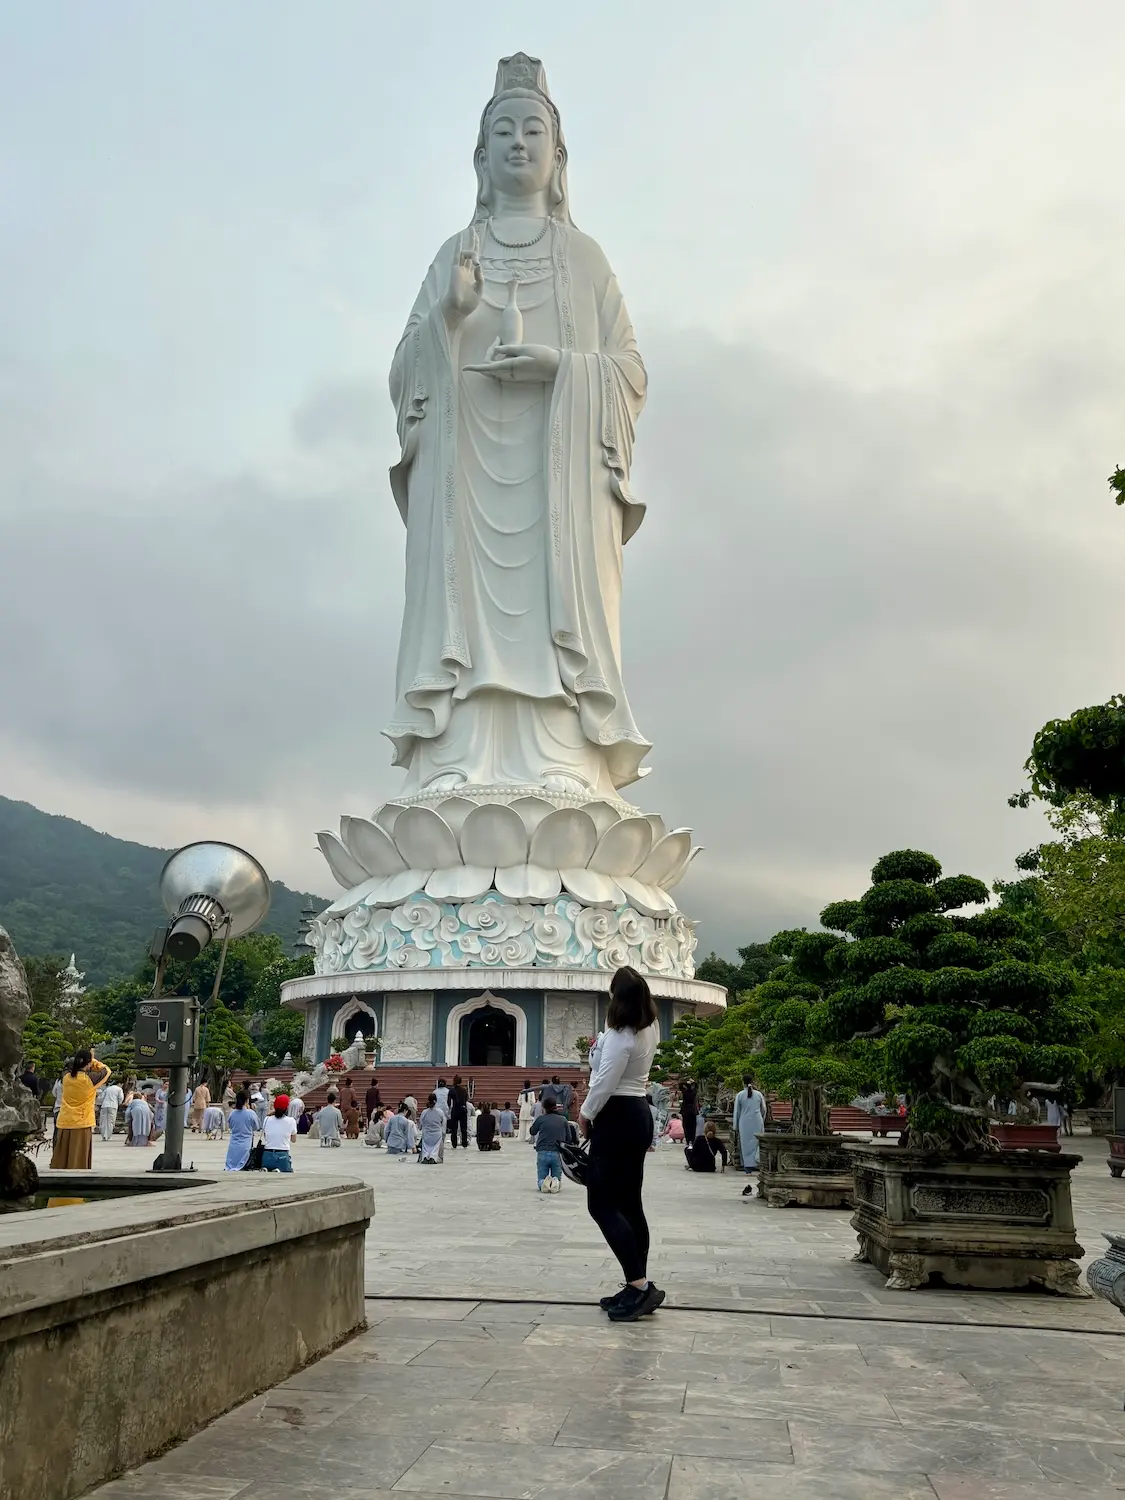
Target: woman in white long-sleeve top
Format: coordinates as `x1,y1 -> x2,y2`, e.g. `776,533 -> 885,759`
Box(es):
579,967 -> 664,1322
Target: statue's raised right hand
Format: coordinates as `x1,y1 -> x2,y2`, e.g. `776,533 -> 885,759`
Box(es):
443,230 -> 483,324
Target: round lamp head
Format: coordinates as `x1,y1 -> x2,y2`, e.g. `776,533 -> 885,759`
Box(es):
159,841 -> 272,951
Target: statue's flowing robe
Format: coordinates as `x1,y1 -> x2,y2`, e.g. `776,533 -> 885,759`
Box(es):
386,221 -> 650,793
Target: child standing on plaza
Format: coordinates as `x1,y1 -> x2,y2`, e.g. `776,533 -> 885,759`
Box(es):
529,1096 -> 568,1193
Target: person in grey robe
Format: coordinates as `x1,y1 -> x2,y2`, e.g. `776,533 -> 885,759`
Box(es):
385,1107 -> 417,1155
318,1093 -> 344,1148
124,1093 -> 154,1147
418,1095 -> 446,1164
732,1075 -> 767,1193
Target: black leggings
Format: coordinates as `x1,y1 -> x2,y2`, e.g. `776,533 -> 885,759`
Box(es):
586,1096 -> 654,1283
449,1107 -> 468,1147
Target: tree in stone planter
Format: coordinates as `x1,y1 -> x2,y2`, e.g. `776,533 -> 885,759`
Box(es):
746,957 -> 872,1137
815,849 -> 1094,1153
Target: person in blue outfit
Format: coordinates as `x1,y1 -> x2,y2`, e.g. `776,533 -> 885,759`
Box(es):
530,1096 -> 568,1192
224,1090 -> 258,1171
732,1075 -> 767,1195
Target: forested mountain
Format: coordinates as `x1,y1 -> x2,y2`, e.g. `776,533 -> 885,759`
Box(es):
0,795 -> 326,984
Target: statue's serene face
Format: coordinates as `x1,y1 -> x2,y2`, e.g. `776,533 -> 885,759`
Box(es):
482,96 -> 558,201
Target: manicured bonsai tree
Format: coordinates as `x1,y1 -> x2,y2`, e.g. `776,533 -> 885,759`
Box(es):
814,849 -> 1093,1153
650,1013 -> 714,1085
740,944 -> 872,1136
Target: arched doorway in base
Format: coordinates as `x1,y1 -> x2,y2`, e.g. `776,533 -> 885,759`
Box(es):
330,997 -> 379,1050
462,1006 -> 516,1067
444,992 -> 528,1067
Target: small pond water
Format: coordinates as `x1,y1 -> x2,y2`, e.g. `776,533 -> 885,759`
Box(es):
26,1176 -> 207,1209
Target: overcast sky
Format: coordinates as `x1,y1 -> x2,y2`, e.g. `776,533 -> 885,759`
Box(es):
1,2 -> 1123,959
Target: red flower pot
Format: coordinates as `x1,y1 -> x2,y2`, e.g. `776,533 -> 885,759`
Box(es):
989,1122 -> 1061,1153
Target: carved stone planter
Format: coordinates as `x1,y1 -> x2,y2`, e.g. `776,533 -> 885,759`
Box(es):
845,1141 -> 1086,1295
1107,1134 -> 1125,1178
1088,1107 -> 1114,1137
758,1132 -> 853,1209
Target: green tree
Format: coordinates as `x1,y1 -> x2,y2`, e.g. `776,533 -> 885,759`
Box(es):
169,931 -> 288,1012
650,1015 -> 713,1082
745,944 -> 874,1135
812,848 -> 1092,1153
258,1006 -> 307,1064
21,1013 -> 68,1081
250,952 -> 315,1012
87,975 -> 150,1039
199,1002 -> 261,1095
20,953 -> 69,1015
696,942 -> 786,1000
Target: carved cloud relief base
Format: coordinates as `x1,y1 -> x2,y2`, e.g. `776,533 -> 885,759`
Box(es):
306,892 -> 697,979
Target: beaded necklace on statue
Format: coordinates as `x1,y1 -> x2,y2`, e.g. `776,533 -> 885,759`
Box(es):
487,216 -> 550,249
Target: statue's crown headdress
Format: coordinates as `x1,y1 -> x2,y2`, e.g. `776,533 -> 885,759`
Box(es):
474,53 -> 571,226
493,52 -> 551,99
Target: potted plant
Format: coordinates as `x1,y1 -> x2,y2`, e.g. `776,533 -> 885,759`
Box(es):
812,848 -> 1092,1293
574,1035 -> 593,1071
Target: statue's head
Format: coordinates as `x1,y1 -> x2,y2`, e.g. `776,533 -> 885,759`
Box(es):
474,53 -> 570,223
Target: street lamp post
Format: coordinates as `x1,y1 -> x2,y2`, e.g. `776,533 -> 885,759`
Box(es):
135,842 -> 271,1173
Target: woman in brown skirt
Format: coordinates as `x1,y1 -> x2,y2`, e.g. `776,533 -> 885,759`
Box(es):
50,1050 -> 112,1169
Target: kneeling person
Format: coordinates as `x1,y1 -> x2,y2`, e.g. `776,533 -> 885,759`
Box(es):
530,1096 -> 569,1193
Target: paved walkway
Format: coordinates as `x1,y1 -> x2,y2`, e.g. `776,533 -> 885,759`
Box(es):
70,1131 -> 1125,1497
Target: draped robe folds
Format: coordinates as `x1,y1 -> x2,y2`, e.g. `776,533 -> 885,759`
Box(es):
386,221 -> 651,794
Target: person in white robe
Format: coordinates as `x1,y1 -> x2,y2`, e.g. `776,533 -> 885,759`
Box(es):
517,1080 -> 536,1142
98,1080 -> 124,1141
733,1076 -> 767,1192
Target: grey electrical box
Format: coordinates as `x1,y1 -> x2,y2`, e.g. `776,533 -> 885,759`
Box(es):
135,997 -> 200,1066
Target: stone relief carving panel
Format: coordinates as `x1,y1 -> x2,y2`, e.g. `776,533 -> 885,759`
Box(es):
909,1185 -> 1050,1222
302,1003 -> 319,1064
543,994 -> 597,1064
380,994 -> 434,1063
854,1170 -> 887,1212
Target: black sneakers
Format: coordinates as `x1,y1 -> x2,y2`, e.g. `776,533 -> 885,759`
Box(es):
606,1283 -> 665,1321
599,1286 -> 629,1310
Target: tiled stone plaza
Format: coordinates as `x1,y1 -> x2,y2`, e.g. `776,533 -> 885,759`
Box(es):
74,1133 -> 1125,1498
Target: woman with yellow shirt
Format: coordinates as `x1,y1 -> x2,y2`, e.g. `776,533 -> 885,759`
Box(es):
50,1050 -> 112,1169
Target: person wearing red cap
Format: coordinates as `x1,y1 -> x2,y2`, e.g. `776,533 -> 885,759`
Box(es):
261,1093 -> 297,1172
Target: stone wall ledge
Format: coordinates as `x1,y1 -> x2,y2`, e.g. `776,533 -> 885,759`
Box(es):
0,1172 -> 374,1325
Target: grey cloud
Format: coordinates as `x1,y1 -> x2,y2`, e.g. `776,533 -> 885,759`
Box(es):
1,322 -> 1121,957
291,379 -> 384,451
